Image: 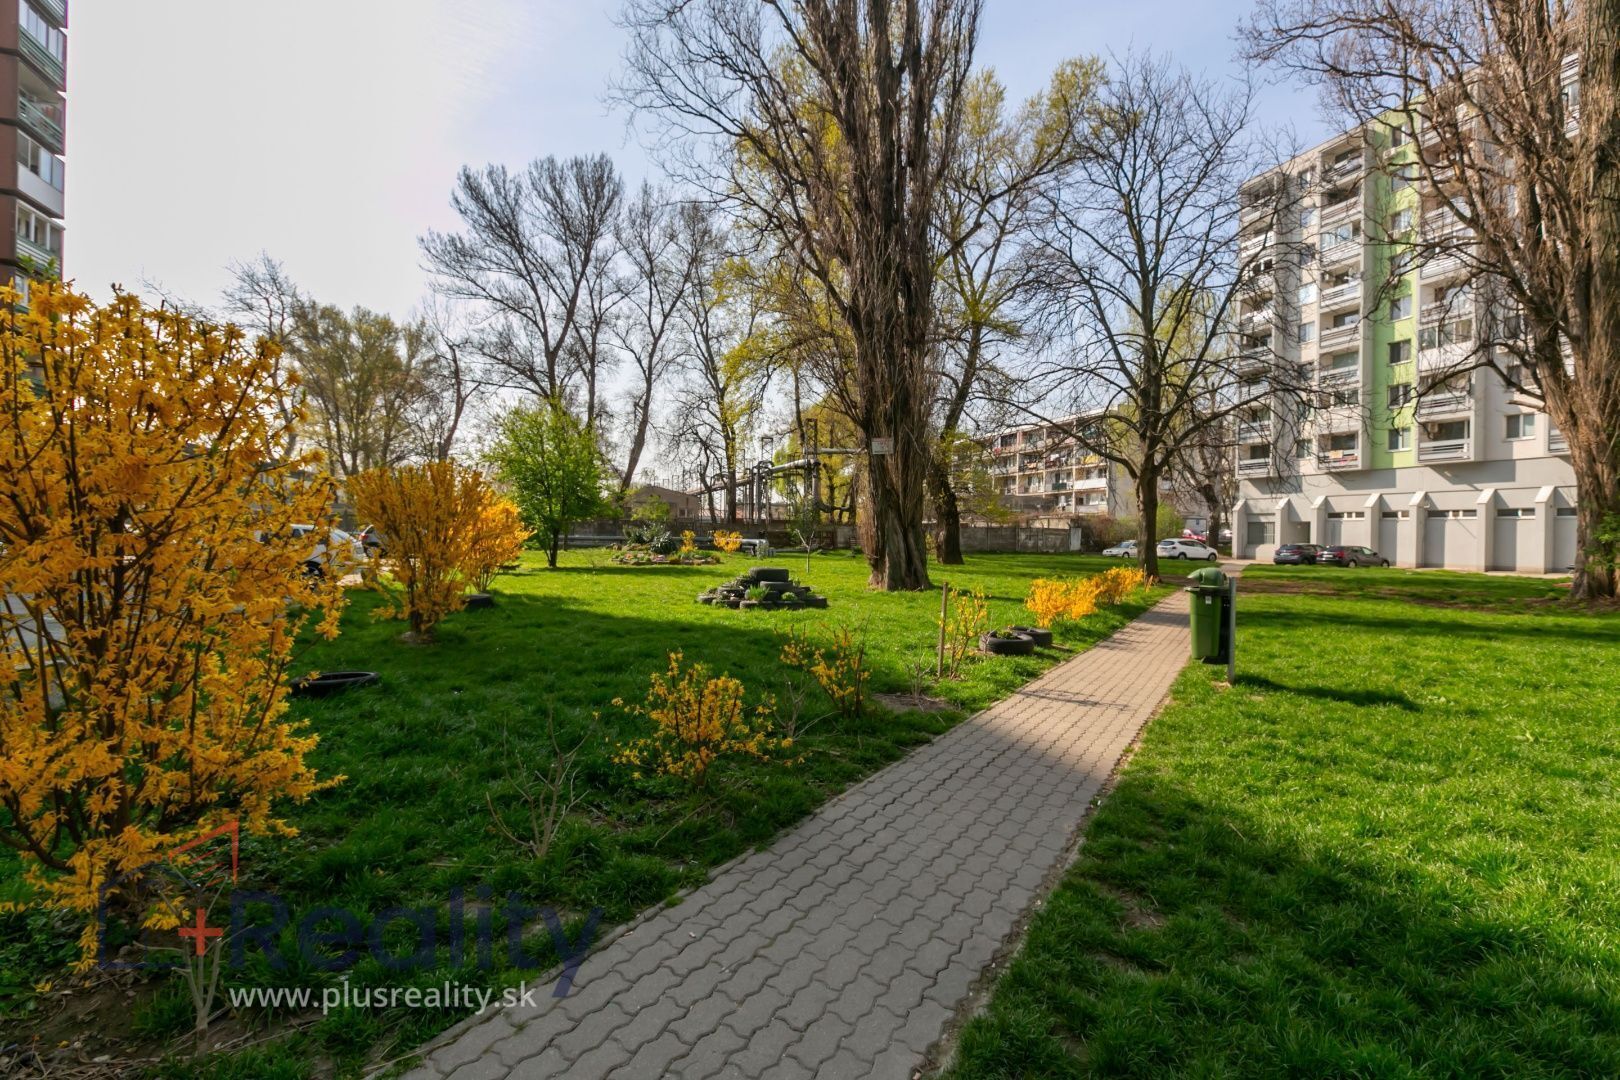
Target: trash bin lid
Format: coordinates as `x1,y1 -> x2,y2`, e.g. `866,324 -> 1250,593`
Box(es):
1186,566 -> 1226,586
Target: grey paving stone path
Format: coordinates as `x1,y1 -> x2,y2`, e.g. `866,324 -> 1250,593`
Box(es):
403,589 -> 1193,1080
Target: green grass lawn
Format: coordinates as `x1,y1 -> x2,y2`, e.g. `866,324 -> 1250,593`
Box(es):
0,549 -> 1157,1078
948,565 -> 1620,1079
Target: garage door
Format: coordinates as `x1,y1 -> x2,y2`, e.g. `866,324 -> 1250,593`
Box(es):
1323,516 -> 1344,546
1491,511 -> 1533,571
1553,511 -> 1577,572
1444,511 -> 1480,569
1378,514 -> 1403,566
1422,513 -> 1447,568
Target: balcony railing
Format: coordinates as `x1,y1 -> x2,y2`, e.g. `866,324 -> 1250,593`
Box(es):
1317,450 -> 1361,470
17,98 -> 63,149
1320,197 -> 1360,225
1237,458 -> 1272,476
1319,280 -> 1361,309
1420,255 -> 1466,281
18,29 -> 65,86
15,235 -> 59,269
1549,427 -> 1569,454
1417,438 -> 1471,462
1419,297 -> 1471,326
33,0 -> 68,25
1319,322 -> 1360,349
1323,156 -> 1364,185
1416,389 -> 1472,416
1240,307 -> 1275,331
1237,420 -> 1271,441
1319,239 -> 1361,267
1318,365 -> 1359,386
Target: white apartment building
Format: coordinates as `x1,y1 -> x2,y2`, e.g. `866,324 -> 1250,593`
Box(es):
1229,115 -> 1579,574
984,416 -> 1131,524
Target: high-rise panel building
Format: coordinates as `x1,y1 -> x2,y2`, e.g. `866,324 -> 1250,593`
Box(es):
1,0 -> 66,286
1229,92 -> 1580,573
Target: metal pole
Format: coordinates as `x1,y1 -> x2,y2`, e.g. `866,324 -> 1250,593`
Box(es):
1226,577 -> 1237,684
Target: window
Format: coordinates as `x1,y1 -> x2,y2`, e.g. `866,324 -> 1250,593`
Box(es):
1297,282 -> 1318,305
1382,510 -> 1411,520
1391,163 -> 1418,191
1325,350 -> 1358,372
1299,207 -> 1317,229
1388,426 -> 1411,451
1295,439 -> 1311,459
1505,413 -> 1537,440
1418,319 -> 1474,349
1556,507 -> 1578,518
1298,322 -> 1315,343
1245,443 -> 1271,462
1499,507 -> 1535,519
1320,223 -> 1359,250
1389,295 -> 1412,321
1327,511 -> 1366,520
14,203 -> 60,255
14,131 -> 63,192
1389,339 -> 1412,365
1426,420 -> 1469,442
17,2 -> 65,63
1324,432 -> 1358,452
1388,124 -> 1411,148
1388,208 -> 1414,234
1388,383 -> 1413,408
1247,519 -> 1276,545
1390,248 -> 1416,277
1327,388 -> 1359,407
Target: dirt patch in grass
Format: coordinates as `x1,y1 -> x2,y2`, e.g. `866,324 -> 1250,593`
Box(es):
872,691 -> 956,714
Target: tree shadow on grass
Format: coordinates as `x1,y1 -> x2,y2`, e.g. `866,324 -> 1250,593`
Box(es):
1233,672 -> 1420,711
952,775 -> 1620,1078
1252,606 -> 1620,645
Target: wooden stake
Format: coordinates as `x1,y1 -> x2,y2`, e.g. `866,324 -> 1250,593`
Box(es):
937,581 -> 949,678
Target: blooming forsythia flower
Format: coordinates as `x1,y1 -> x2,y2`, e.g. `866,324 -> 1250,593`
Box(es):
710,530 -> 743,554
779,626 -> 870,721
348,462 -> 528,639
1025,567 -> 1147,626
612,652 -> 794,786
0,282 -> 348,963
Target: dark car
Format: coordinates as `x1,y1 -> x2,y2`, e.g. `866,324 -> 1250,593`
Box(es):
1317,545 -> 1390,567
1273,543 -> 1323,565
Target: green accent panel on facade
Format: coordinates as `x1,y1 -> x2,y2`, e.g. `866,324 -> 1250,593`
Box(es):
1363,115 -> 1419,470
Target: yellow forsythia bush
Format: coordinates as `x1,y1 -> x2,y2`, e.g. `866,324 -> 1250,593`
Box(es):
612,652 -> 789,787
780,625 -> 870,721
465,498 -> 531,593
1025,567 -> 1147,626
348,461 -> 525,640
939,586 -> 989,677
711,530 -> 744,554
0,283 -> 347,960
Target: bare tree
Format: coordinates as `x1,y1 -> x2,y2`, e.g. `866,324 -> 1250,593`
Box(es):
222,253 -> 304,456
611,187 -> 706,491
1241,0 -> 1620,598
1017,53 -> 1302,580
618,0 -> 985,590
421,155 -> 624,408
413,298 -> 481,462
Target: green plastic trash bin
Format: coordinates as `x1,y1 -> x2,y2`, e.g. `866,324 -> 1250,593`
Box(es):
1186,566 -> 1227,661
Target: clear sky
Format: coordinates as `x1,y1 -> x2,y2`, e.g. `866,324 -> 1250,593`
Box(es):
65,0 -> 1336,317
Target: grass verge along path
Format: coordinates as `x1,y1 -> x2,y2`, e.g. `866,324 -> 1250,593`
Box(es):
948,566 -> 1620,1079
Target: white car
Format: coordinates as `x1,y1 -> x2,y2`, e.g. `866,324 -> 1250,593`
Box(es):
1157,537 -> 1218,561
1102,540 -> 1138,558
291,524 -> 364,577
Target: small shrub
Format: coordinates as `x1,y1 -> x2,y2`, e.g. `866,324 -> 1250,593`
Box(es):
711,530 -> 744,553
745,585 -> 770,602
1025,567 -> 1148,626
780,625 -> 870,723
610,652 -> 789,788
940,585 -> 989,677
646,531 -> 680,556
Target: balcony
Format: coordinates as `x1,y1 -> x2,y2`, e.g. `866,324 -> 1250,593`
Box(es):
18,28 -> 65,86
1240,307 -> 1276,334
15,234 -> 58,269
1549,427 -> 1569,455
1319,322 -> 1360,349
1319,280 -> 1361,310
1320,197 -> 1360,225
1237,419 -> 1271,441
1074,473 -> 1109,491
1319,238 -> 1361,268
1239,232 -> 1274,261
17,97 -> 63,150
1420,254 -> 1466,281
1318,364 -> 1360,387
1317,450 -> 1361,470
1417,438 -> 1471,462
33,0 -> 67,25
1416,388 -> 1472,417
1323,155 -> 1364,186
1235,346 -> 1272,375
1419,296 -> 1470,326
1237,458 -> 1272,477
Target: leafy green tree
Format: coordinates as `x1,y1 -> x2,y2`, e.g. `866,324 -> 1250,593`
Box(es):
486,402 -> 605,567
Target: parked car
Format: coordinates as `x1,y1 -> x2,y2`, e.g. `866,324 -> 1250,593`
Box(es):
291,524 -> 364,578
1316,544 -> 1390,567
1157,537 -> 1218,561
1102,539 -> 1138,558
354,524 -> 387,557
1273,543 -> 1323,565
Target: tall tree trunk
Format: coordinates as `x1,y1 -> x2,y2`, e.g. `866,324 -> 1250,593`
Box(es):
928,453 -> 965,565
619,391 -> 652,492
862,449 -> 932,590
1573,0 -> 1620,598
1137,469 -> 1160,581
